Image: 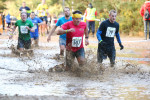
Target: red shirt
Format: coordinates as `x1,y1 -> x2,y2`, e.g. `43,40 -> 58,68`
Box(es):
62,21 -> 86,52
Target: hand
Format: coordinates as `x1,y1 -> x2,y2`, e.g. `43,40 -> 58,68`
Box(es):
68,28 -> 75,33
85,38 -> 89,46
26,26 -> 30,30
47,36 -> 51,42
119,43 -> 124,50
99,40 -> 106,47
9,35 -> 13,39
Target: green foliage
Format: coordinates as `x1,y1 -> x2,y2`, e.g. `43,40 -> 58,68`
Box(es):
4,0 -> 146,35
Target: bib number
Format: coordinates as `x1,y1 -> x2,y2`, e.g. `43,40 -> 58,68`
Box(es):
20,26 -> 28,34
72,37 -> 82,47
106,27 -> 116,37
41,11 -> 45,16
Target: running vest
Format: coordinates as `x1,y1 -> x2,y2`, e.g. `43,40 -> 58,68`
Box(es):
86,8 -> 96,21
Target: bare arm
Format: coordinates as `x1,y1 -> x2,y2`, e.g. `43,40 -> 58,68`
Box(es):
26,26 -> 35,32
9,26 -> 17,39
30,27 -> 35,32
38,22 -> 44,25
47,25 -> 58,42
84,26 -> 89,46
57,28 -> 75,35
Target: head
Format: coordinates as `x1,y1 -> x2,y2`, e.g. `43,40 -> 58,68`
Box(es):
21,11 -> 27,22
42,0 -> 46,4
72,10 -> 82,26
30,12 -> 35,19
109,10 -> 117,23
63,7 -> 70,18
88,3 -> 93,8
22,2 -> 26,7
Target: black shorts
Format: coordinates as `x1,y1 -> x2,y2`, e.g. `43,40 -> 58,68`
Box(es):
17,38 -> 31,49
39,16 -> 47,24
97,43 -> 116,64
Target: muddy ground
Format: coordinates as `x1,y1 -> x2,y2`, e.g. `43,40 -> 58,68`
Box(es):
0,33 -> 150,100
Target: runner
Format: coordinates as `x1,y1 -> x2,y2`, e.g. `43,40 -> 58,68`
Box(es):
47,7 -> 72,57
28,12 -> 43,47
19,1 -> 31,18
9,12 -> 34,52
57,10 -> 89,71
36,0 -> 49,36
96,10 -> 124,67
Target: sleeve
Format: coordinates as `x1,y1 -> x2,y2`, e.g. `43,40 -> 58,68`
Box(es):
95,10 -> 97,16
116,32 -> 121,44
56,19 -> 61,26
26,7 -> 30,10
15,21 -> 18,26
96,22 -> 105,42
140,5 -> 144,17
96,30 -> 102,42
98,21 -> 105,32
115,24 -> 121,43
38,18 -> 43,23
30,21 -> 34,28
61,22 -> 69,30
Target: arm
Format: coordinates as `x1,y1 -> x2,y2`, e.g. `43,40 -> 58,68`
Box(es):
26,26 -> 35,32
96,30 -> 102,42
30,27 -> 35,32
116,32 -> 121,44
85,25 -> 89,46
9,26 -> 17,39
116,32 -> 124,50
57,28 -> 75,35
47,25 -> 57,42
38,22 -> 44,25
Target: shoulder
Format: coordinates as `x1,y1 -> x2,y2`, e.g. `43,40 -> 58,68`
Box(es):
80,22 -> 86,26
25,6 -> 30,9
27,19 -> 32,23
16,20 -> 21,23
114,21 -> 119,26
28,18 -> 31,20
59,16 -> 65,20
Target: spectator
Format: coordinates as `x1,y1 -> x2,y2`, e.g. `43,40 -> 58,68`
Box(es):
140,0 -> 150,40
5,13 -> 11,28
85,3 -> 97,37
19,2 -> 31,18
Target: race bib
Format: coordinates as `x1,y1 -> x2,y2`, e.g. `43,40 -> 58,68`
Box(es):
41,11 -> 45,16
33,23 -> 37,29
106,27 -> 116,37
72,37 -> 82,47
20,26 -> 28,34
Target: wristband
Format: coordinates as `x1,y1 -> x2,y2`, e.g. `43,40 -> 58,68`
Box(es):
99,40 -> 102,43
66,30 -> 68,33
9,33 -> 13,36
85,36 -> 88,39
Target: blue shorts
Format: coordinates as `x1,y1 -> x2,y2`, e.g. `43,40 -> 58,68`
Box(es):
17,38 -> 31,49
59,38 -> 66,46
30,33 -> 39,40
66,48 -> 85,67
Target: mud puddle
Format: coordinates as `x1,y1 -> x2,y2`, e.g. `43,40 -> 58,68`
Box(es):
0,39 -> 150,100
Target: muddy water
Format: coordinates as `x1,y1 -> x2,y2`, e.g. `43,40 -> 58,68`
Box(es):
0,39 -> 150,100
